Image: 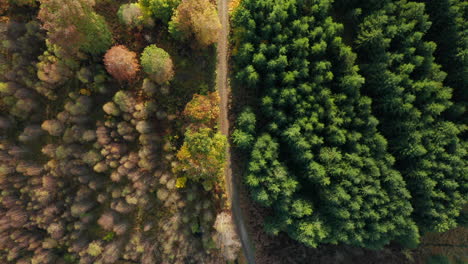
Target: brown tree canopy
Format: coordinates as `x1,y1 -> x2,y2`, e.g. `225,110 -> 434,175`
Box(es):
103,45 -> 139,81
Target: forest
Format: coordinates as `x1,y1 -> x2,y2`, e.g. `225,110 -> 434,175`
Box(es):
232,0 -> 467,262
0,0 -> 241,263
1,0 -> 467,263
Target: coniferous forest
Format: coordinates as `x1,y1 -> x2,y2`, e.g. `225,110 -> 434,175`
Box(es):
0,0 -> 467,263
232,0 -> 466,262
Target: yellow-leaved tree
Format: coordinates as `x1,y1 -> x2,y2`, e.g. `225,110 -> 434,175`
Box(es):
173,91 -> 226,191
168,0 -> 221,48
174,127 -> 226,191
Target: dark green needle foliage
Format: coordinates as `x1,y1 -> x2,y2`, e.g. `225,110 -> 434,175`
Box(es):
417,0 -> 468,122
232,0 -> 419,249
354,0 -> 467,233
231,107 -> 256,151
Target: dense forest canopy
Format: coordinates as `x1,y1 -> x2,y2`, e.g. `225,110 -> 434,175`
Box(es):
233,0 -> 467,250
0,0 -> 240,263
352,0 -> 466,234
0,0 -> 467,262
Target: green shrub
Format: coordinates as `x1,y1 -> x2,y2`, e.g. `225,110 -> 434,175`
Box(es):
140,45 -> 174,84
139,0 -> 180,24
232,107 -> 256,151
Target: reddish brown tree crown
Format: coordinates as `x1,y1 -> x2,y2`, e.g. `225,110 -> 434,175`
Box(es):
103,45 -> 140,81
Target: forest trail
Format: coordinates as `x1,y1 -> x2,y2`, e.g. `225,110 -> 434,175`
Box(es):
217,0 -> 256,263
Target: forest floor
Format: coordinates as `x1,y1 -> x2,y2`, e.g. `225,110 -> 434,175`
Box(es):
216,0 -> 256,262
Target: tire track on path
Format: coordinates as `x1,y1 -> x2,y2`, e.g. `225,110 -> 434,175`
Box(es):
216,0 -> 256,262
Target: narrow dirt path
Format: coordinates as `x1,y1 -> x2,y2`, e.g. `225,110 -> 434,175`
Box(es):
217,0 -> 256,263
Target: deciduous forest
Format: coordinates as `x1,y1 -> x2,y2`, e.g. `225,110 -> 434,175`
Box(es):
0,0 -> 240,263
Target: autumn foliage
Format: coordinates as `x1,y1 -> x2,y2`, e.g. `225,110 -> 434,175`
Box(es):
183,92 -> 220,127
38,0 -> 112,56
0,0 -> 8,15
117,3 -> 144,28
169,0 -> 221,47
103,45 -> 139,81
174,127 -> 226,191
174,91 -> 226,191
140,44 -> 174,84
0,1 -> 236,263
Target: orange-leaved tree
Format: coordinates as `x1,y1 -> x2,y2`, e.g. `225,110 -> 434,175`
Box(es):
183,92 -> 220,128
103,45 -> 139,81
